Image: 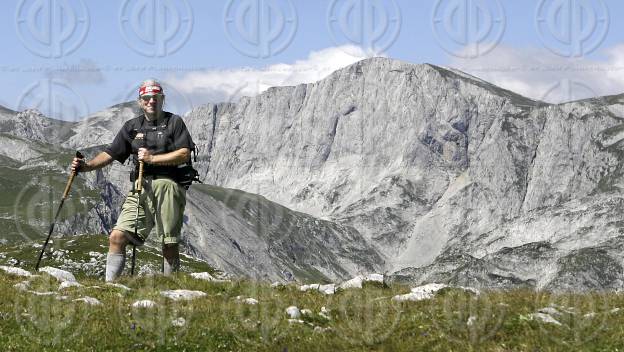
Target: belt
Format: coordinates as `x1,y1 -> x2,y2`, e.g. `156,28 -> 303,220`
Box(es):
144,174 -> 175,180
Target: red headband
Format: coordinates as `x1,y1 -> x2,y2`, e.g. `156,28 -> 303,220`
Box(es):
139,85 -> 163,96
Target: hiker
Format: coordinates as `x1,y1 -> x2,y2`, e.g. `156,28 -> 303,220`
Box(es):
71,79 -> 195,281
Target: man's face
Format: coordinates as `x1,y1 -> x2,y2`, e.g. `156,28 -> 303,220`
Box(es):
139,94 -> 164,115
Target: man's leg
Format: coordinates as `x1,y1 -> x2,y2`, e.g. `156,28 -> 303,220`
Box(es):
162,243 -> 180,275
151,179 -> 185,276
106,229 -> 130,282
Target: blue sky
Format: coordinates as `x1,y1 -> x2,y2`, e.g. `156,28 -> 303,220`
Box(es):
1,0 -> 623,120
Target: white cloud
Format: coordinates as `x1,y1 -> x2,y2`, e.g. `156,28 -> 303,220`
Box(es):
166,45 -> 372,108
448,45 -> 624,103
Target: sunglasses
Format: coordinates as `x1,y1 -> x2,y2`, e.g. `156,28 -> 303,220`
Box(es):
140,94 -> 164,102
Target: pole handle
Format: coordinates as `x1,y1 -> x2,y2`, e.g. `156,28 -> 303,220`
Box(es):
62,151 -> 83,199
136,160 -> 144,192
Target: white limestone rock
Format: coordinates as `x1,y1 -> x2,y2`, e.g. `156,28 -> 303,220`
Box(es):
339,274 -> 384,289
234,296 -> 258,305
160,289 -> 206,301
299,283 -> 335,295
132,300 -> 157,308
0,266 -> 32,277
59,281 -> 83,290
190,272 -> 216,281
73,296 -> 101,306
171,317 -> 186,327
529,313 -> 562,326
285,306 -> 301,319
38,267 -> 77,283
13,281 -> 29,291
28,291 -> 56,296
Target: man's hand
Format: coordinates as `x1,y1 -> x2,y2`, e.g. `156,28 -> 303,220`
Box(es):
138,148 -> 153,163
71,157 -> 85,173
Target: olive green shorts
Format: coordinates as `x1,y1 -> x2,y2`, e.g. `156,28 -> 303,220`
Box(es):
113,177 -> 186,246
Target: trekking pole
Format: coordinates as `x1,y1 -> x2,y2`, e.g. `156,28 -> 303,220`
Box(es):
35,151 -> 84,270
130,158 -> 144,276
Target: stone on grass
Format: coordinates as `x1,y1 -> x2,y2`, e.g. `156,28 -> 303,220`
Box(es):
239,297 -> 259,305
190,272 -> 216,280
38,267 -> 77,283
339,274 -> 384,289
132,300 -> 157,308
14,281 -> 29,291
28,291 -> 56,296
299,283 -> 335,295
171,317 -> 186,327
392,283 -> 448,302
286,306 -> 301,319
234,296 -> 259,305
288,319 -> 304,324
319,284 -> 335,295
529,312 -> 562,326
538,307 -> 561,316
314,326 -> 331,333
301,309 -> 312,316
392,283 -> 479,302
160,289 -> 206,301
467,316 -> 477,326
300,284 -> 320,292
0,266 -> 32,277
59,281 -> 83,290
74,296 -> 101,306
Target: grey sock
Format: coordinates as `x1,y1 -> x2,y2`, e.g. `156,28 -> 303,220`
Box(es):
105,252 -> 125,282
163,256 -> 180,276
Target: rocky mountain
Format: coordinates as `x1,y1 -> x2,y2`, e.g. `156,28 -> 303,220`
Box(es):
3,57 -> 624,290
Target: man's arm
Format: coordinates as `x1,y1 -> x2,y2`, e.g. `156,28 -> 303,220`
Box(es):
139,148 -> 190,166
71,152 -> 114,173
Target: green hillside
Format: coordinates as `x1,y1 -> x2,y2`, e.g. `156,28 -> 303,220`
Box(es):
0,135 -> 100,243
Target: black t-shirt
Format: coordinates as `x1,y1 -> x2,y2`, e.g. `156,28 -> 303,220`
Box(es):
104,112 -> 194,174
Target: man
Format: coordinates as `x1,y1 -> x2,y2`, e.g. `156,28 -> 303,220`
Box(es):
71,79 -> 194,281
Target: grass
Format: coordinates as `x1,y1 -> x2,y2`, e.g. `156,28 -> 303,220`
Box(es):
1,239 -> 624,351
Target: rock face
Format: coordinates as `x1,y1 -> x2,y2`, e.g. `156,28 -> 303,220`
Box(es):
3,57 -> 624,290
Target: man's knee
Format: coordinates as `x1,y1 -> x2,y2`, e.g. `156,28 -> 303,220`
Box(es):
162,243 -> 179,258
109,229 -> 129,250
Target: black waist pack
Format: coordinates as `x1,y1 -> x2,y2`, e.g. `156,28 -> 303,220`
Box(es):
130,164 -> 201,190
174,164 -> 202,189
